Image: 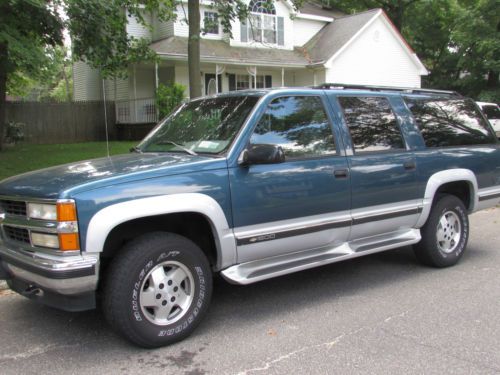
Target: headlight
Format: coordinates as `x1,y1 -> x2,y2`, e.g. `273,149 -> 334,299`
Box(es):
27,203 -> 57,220
31,232 -> 59,249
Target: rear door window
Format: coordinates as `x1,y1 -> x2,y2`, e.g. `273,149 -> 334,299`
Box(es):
405,98 -> 496,147
338,96 -> 405,153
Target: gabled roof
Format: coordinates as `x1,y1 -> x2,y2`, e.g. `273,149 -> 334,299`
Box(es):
150,37 -> 309,67
302,8 -> 380,65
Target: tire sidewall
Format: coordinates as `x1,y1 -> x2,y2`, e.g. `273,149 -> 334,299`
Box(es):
124,237 -> 211,345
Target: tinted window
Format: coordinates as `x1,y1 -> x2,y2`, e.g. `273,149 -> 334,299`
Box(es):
339,96 -> 405,153
250,96 -> 336,159
481,104 -> 500,120
406,98 -> 496,147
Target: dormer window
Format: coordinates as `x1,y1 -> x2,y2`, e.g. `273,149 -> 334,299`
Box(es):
241,0 -> 284,46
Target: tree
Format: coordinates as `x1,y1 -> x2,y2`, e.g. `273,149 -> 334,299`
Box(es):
0,0 -> 63,150
321,0 -> 419,30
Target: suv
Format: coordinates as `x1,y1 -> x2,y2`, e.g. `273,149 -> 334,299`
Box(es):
1,84 -> 500,347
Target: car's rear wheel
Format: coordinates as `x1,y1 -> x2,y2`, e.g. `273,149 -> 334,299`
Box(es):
414,194 -> 469,267
103,232 -> 212,348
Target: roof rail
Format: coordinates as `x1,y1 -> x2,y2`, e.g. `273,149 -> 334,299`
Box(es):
312,83 -> 461,97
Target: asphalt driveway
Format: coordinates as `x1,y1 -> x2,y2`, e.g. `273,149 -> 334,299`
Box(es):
1,207 -> 499,374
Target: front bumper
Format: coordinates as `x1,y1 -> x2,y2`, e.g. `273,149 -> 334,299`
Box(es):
0,240 -> 99,311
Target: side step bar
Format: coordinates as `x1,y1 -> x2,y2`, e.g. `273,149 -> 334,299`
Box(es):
221,229 -> 421,285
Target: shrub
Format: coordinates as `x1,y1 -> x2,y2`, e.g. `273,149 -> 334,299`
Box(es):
156,83 -> 186,119
5,122 -> 25,144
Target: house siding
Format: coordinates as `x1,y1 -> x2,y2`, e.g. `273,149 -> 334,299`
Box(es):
293,18 -> 327,47
126,12 -> 152,40
153,16 -> 174,41
73,61 -> 102,101
325,16 -> 421,88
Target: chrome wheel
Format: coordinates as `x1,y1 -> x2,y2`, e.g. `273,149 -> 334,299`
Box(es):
436,210 -> 462,254
139,261 -> 195,325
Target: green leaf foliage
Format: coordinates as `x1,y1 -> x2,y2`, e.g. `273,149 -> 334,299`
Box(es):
156,82 -> 186,119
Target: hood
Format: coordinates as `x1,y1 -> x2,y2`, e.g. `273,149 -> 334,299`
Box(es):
0,153 -> 226,199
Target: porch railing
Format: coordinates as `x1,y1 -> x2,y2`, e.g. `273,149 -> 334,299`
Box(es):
115,98 -> 158,124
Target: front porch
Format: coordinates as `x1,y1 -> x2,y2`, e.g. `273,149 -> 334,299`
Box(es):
115,58 -> 322,125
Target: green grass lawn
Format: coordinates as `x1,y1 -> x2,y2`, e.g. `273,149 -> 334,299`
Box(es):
0,141 -> 137,181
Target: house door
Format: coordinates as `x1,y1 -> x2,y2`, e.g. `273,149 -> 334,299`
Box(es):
205,74 -> 222,95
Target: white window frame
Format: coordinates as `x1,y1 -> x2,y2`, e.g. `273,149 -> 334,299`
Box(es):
236,75 -> 250,90
203,11 -> 219,35
248,13 -> 277,44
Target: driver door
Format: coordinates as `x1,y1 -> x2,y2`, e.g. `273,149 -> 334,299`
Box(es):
228,94 -> 351,263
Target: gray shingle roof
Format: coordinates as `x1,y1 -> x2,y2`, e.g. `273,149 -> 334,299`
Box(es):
298,2 -> 345,18
150,9 -> 381,68
150,37 -> 309,67
302,9 -> 380,64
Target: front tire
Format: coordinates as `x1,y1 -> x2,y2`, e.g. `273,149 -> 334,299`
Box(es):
103,232 -> 213,348
414,194 -> 469,268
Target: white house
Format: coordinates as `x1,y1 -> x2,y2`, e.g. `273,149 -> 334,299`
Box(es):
73,1 -> 428,125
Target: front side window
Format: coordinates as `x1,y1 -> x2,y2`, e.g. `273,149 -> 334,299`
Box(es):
139,96 -> 260,154
339,96 -> 405,153
250,96 -> 336,159
203,12 -> 219,35
405,98 -> 496,147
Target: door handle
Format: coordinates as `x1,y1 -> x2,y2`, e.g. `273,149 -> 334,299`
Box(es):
404,161 -> 416,170
334,169 -> 349,178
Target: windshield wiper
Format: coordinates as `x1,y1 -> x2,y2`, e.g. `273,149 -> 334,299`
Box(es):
157,141 -> 198,156
130,146 -> 143,153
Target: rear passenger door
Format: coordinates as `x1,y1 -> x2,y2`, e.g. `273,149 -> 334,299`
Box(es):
328,94 -> 421,240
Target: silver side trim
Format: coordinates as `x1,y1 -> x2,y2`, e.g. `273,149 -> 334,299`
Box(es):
222,228 -> 421,285
415,169 -> 478,228
85,193 -> 235,270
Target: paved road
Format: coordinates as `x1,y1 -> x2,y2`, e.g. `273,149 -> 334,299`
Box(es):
1,207 -> 500,375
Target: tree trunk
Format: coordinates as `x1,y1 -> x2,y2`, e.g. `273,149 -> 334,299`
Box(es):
188,0 -> 202,99
0,42 -> 7,151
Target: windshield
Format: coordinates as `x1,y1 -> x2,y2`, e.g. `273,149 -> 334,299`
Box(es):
139,95 -> 260,154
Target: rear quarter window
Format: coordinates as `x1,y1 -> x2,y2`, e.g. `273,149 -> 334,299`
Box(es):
405,98 -> 496,147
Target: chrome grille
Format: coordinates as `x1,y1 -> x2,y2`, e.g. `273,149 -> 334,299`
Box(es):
3,226 -> 30,244
1,200 -> 27,217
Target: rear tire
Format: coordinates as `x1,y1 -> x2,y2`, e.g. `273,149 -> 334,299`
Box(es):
103,232 -> 212,348
413,194 -> 469,268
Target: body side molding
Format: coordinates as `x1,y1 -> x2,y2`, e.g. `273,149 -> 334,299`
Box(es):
415,169 -> 478,228
84,193 -> 235,270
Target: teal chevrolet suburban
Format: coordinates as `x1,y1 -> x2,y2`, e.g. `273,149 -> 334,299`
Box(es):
1,84 -> 499,347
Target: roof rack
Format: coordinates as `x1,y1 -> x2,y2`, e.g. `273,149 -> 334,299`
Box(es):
312,83 -> 461,97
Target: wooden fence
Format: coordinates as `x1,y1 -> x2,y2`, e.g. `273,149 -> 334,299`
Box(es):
5,100 -> 116,144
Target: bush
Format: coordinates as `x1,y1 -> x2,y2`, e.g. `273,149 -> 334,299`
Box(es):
5,122 -> 25,144
156,83 -> 186,119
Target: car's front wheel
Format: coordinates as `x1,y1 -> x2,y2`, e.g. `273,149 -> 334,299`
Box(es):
413,194 -> 469,267
103,232 -> 213,348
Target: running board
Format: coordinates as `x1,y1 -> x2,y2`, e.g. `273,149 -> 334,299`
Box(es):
221,229 -> 421,285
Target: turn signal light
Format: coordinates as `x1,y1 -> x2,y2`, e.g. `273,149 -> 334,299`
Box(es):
59,233 -> 80,251
57,202 -> 77,222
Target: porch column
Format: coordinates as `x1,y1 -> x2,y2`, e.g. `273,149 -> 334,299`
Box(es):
246,66 -> 257,89
313,70 -> 317,86
215,64 -> 226,93
281,68 -> 285,87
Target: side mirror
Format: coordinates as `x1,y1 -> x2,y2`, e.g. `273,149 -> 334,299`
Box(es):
238,144 -> 285,166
